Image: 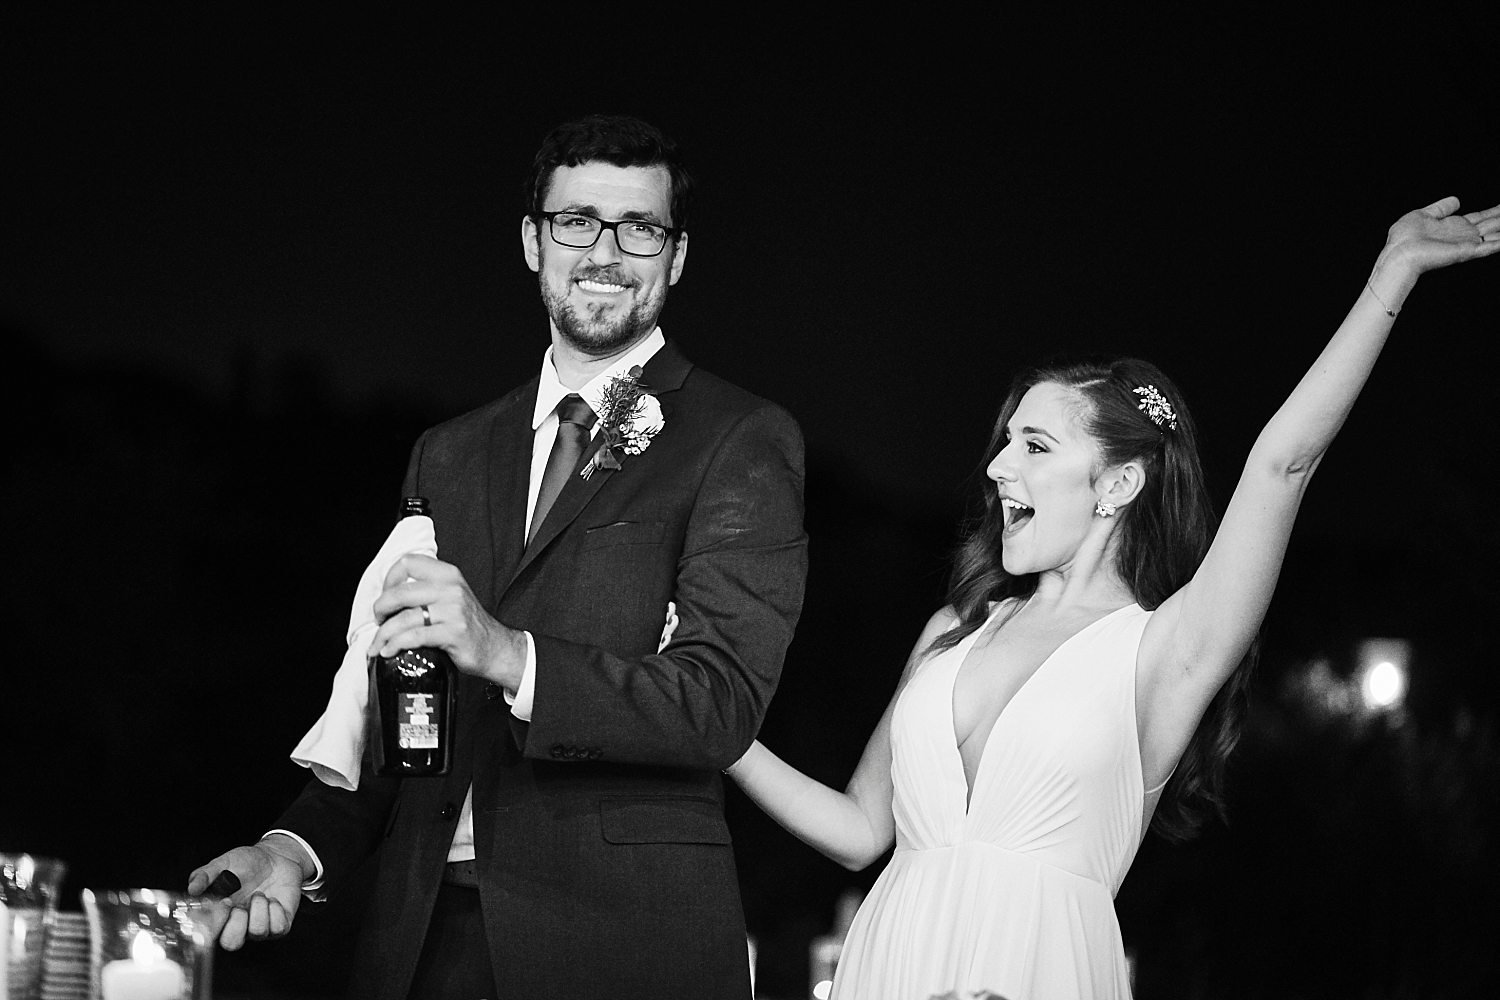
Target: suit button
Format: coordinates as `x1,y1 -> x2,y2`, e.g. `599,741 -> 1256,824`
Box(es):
484,683 -> 503,701
551,744 -> 566,758
588,748 -> 602,760
439,803 -> 457,820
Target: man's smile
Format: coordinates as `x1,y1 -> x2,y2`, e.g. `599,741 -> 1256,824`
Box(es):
577,278 -> 630,294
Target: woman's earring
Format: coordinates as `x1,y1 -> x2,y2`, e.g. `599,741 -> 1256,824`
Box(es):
1094,499 -> 1117,518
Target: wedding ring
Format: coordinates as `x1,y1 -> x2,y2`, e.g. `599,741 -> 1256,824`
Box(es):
421,605 -> 432,627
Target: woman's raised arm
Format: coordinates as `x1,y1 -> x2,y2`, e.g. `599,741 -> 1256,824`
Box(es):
1139,198 -> 1499,773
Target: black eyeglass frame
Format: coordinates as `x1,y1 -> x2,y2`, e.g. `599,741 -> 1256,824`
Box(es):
536,211 -> 683,258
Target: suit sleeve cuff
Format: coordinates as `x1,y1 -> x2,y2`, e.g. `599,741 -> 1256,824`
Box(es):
261,829 -> 327,895
503,631 -> 537,721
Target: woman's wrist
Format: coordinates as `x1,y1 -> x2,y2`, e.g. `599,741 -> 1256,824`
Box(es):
1367,245 -> 1421,315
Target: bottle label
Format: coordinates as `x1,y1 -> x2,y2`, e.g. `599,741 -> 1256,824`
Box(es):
398,693 -> 441,749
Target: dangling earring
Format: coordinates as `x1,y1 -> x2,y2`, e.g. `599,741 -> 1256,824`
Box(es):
1094,499 -> 1117,518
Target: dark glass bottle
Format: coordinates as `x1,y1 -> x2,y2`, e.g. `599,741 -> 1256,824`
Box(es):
369,497 -> 456,776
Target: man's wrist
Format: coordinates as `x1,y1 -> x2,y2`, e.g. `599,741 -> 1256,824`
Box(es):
486,625 -> 530,693
505,630 -> 538,721
258,832 -> 316,884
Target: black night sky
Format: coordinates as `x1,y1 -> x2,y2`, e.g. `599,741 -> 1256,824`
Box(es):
6,5 -> 1499,998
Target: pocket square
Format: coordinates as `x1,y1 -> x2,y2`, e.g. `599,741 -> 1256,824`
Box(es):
657,600 -> 679,654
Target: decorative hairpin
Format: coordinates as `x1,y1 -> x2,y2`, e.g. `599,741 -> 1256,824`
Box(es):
1132,384 -> 1178,431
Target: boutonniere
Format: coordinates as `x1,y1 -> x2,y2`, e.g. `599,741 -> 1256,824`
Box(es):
581,365 -> 665,478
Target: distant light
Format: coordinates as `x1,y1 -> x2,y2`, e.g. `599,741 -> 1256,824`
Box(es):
1357,638 -> 1411,713
1292,658 -> 1350,716
813,979 -> 833,1000
1361,660 -> 1407,710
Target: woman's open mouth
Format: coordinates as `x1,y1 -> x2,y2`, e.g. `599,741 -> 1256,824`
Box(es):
1001,497 -> 1034,536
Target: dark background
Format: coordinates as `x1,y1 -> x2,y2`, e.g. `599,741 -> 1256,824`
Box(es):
5,5 -> 1498,998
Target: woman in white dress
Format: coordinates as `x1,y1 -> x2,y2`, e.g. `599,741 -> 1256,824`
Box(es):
727,197 -> 1499,999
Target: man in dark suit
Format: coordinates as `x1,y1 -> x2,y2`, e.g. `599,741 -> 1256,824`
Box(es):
190,114 -> 807,998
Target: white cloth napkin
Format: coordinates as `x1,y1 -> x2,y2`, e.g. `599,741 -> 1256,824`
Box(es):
290,514 -> 437,790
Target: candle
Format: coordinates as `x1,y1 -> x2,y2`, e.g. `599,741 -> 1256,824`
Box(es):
4,903 -> 48,1000
1,900 -> 9,996
99,931 -> 185,1000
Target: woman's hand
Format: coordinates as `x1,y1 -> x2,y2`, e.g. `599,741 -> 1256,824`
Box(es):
1379,196 -> 1500,276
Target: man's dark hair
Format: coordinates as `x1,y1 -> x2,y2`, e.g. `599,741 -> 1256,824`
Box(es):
524,114 -> 693,231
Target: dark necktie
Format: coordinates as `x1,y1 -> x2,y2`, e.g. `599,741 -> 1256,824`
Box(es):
528,393 -> 596,544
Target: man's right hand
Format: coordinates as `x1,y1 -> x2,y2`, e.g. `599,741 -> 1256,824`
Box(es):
187,835 -> 310,950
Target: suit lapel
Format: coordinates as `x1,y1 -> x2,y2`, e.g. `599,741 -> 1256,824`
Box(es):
638,339 -> 691,397
502,341 -> 694,593
485,380 -> 538,606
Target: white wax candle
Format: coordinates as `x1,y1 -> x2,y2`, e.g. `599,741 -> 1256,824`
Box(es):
99,933 -> 186,1000
0,900 -> 9,1002
0,904 -> 42,1001
99,957 -> 186,1000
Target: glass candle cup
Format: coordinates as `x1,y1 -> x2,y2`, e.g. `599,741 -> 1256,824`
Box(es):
82,888 -> 217,1000
0,852 -> 67,1000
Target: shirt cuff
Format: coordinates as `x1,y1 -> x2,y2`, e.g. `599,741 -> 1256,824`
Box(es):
261,829 -> 326,894
503,631 -> 537,721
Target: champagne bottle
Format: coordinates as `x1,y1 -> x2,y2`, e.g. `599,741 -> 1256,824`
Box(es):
369,496 -> 456,776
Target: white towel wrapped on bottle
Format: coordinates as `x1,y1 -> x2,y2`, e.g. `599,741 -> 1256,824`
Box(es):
290,514 -> 437,790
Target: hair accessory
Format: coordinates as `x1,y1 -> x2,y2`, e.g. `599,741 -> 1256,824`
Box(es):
1094,499 -> 1117,518
1132,385 -> 1178,431
1366,279 -> 1398,318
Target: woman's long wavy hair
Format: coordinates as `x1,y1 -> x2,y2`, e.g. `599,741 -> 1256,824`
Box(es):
932,356 -> 1256,843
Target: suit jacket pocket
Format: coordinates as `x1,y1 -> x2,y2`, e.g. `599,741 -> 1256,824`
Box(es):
580,520 -> 667,551
599,795 -> 731,845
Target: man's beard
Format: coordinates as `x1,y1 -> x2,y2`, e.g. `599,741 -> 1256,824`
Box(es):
539,268 -> 664,356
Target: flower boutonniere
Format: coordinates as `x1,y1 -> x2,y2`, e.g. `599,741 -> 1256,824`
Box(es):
581,365 -> 665,479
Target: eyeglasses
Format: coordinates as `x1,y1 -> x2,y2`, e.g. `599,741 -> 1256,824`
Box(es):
538,211 -> 680,257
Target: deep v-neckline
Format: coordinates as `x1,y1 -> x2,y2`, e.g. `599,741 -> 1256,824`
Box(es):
950,601 -> 1139,813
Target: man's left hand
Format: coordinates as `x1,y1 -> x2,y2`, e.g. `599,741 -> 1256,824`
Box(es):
367,552 -> 527,691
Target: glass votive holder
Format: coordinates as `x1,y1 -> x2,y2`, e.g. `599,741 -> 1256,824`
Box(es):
1,851 -> 68,1000
82,889 -> 217,1000
40,910 -> 91,1000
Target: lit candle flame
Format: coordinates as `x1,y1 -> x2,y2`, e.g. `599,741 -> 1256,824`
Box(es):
129,931 -> 166,966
